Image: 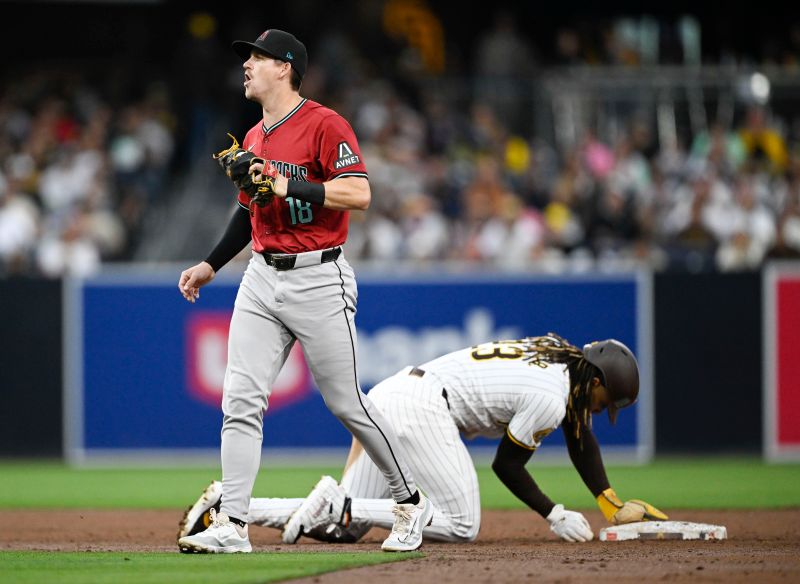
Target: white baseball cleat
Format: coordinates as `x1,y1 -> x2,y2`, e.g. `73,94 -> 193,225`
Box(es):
282,475 -> 351,544
177,480 -> 222,541
381,494 -> 434,552
178,509 -> 252,554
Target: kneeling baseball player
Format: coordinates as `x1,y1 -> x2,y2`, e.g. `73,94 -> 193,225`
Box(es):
178,333 -> 666,545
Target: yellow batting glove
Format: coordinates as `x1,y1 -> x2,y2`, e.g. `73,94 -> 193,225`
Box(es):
596,488 -> 625,523
596,488 -> 668,525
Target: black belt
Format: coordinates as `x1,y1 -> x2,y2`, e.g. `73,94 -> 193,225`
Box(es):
407,367 -> 450,410
260,247 -> 341,271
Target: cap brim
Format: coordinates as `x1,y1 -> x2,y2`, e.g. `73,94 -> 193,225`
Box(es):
232,41 -> 279,61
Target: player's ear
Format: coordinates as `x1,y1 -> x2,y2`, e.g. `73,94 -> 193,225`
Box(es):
592,376 -> 602,387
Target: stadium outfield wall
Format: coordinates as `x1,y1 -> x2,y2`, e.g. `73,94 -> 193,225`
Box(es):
62,265 -> 652,465
0,263 -> 779,461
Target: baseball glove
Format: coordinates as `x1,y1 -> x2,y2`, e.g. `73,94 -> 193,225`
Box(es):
213,133 -> 276,207
596,488 -> 668,525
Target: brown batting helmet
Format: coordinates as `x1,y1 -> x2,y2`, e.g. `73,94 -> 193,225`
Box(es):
582,339 -> 639,424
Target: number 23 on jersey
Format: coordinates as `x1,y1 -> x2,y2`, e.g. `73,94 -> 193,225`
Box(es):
470,341 -> 524,361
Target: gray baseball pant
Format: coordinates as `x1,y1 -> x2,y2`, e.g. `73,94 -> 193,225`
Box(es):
219,250 -> 417,520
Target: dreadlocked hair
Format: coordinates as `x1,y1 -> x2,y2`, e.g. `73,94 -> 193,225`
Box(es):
521,332 -> 598,441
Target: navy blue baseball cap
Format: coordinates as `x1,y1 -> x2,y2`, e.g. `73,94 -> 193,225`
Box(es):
232,29 -> 307,79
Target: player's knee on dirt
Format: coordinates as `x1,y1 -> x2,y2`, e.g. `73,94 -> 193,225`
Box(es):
453,518 -> 480,542
424,515 -> 480,543
447,530 -> 479,543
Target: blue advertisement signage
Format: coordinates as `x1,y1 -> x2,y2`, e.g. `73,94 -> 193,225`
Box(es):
66,269 -> 651,461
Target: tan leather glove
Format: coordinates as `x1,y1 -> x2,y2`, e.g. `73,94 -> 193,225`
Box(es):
596,488 -> 669,525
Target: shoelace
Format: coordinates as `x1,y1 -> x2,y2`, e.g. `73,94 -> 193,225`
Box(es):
390,504 -> 414,535
208,508 -> 230,530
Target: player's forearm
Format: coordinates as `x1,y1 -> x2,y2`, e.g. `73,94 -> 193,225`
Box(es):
493,434 -> 555,518
204,205 -> 253,272
562,422 -> 611,497
493,462 -> 556,518
319,176 -> 370,210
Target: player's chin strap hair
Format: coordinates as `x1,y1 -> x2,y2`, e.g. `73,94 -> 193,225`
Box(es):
521,332 -> 597,441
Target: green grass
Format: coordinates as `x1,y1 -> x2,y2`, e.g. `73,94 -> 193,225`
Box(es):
480,457 -> 800,509
1,459 -> 797,583
0,464 -> 341,509
1,458 -> 798,510
0,551 -> 421,584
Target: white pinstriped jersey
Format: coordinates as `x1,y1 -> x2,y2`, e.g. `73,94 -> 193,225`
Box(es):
336,338 -> 572,541
420,340 -> 570,449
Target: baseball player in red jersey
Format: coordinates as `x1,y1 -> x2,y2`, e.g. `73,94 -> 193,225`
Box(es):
177,29 -> 431,554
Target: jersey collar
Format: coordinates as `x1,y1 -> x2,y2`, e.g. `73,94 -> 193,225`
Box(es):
261,98 -> 307,135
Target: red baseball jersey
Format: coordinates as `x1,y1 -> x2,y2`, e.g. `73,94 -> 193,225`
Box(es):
239,99 -> 368,253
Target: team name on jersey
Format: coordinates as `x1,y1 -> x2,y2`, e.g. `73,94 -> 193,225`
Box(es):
334,142 -> 360,170
268,160 -> 308,181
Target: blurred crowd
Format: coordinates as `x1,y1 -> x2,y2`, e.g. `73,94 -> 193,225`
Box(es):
4,8 -> 800,277
340,96 -> 800,272
0,75 -> 176,277
325,10 -> 800,271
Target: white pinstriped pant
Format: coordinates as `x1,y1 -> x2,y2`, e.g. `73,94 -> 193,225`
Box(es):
340,367 -> 481,542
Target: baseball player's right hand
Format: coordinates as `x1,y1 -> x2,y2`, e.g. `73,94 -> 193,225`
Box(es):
249,160 -> 288,198
178,262 -> 216,303
546,504 -> 594,542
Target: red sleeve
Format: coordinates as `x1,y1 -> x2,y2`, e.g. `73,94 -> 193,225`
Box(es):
317,115 -> 369,181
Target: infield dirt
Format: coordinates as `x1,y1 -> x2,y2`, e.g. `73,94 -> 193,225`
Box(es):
2,509 -> 798,583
